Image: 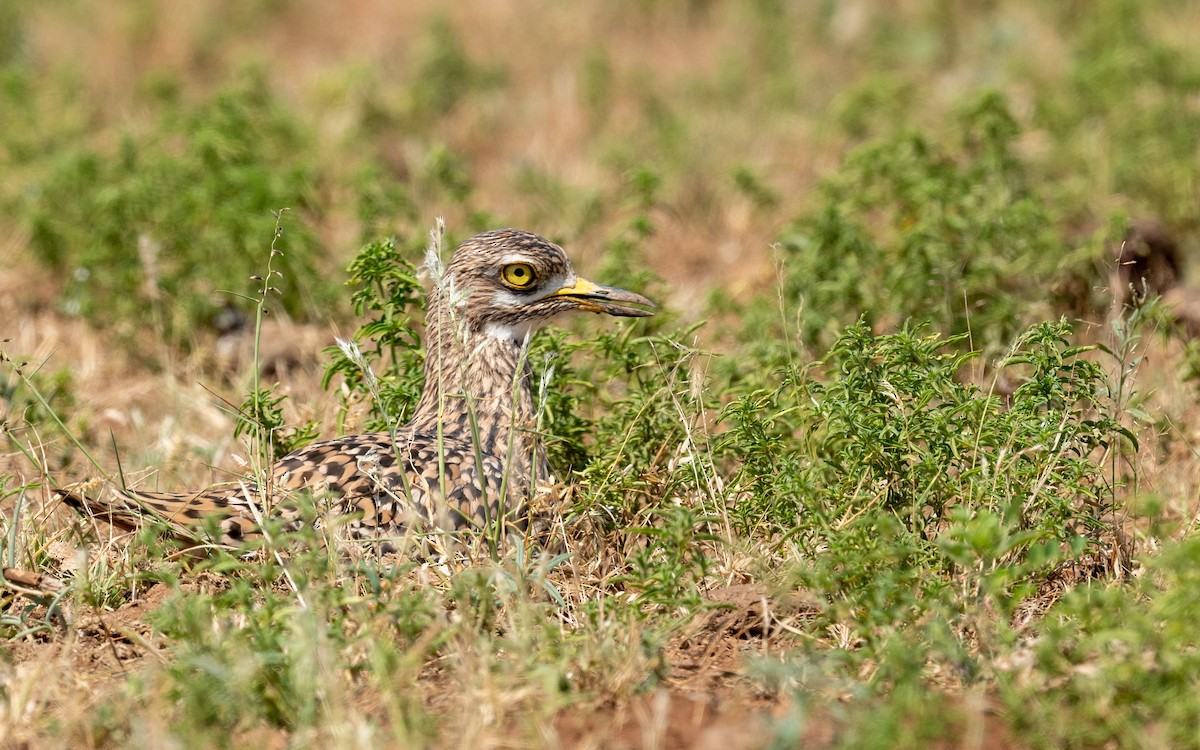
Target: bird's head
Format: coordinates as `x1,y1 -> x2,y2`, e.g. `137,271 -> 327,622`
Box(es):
438,229 -> 655,342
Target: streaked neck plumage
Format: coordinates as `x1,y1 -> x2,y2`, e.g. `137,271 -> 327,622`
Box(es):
409,282 -> 547,490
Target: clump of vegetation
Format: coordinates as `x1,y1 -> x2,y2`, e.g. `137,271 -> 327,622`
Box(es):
407,16 -> 506,122
722,320 -> 1125,644
1008,535 -> 1200,748
1036,0 -> 1200,228
322,235 -> 428,433
773,93 -> 1069,354
139,540 -> 441,745
20,73 -> 336,348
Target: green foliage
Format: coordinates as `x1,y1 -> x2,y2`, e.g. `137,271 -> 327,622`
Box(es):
21,73 -> 335,347
731,164 -> 780,210
527,329 -> 593,472
573,324 -> 711,518
100,519 -> 632,747
1007,536 -> 1200,748
723,319 -> 1122,641
0,1 -> 26,68
730,316 -> 1144,747
143,535 -> 440,744
596,165 -> 664,294
233,387 -> 319,463
1,364 -> 76,434
420,143 -> 475,205
322,236 -> 427,433
579,47 -> 614,129
1038,0 -> 1200,226
831,75 -> 918,141
408,16 -> 505,121
352,163 -> 418,243
621,504 -> 719,618
773,93 -> 1064,354
233,213 -> 320,463
755,644 -> 976,750
5,1 -> 1196,745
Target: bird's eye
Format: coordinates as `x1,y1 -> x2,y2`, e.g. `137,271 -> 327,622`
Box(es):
501,262 -> 537,289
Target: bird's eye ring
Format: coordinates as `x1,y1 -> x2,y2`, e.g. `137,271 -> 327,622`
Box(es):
501,262 -> 537,289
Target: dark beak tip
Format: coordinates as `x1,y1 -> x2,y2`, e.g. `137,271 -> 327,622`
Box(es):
604,306 -> 654,318
603,296 -> 656,318
602,288 -> 656,311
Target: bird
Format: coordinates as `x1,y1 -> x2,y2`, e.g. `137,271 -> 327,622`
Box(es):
58,229 -> 654,554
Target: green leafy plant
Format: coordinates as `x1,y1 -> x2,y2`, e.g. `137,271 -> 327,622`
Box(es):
723,319 -> 1126,643
322,236 -> 427,433
1007,536 -> 1200,748
1036,0 -> 1200,227
22,73 -> 336,348
408,16 -> 505,122
143,532 -> 441,744
772,92 -> 1067,354
621,504 -> 719,618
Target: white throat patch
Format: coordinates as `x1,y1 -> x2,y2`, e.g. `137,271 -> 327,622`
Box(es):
482,321 -> 537,347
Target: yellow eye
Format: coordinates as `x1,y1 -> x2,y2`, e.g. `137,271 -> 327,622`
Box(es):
501,262 -> 537,289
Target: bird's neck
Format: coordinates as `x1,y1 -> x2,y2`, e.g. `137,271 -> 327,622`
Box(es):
411,293 -> 542,470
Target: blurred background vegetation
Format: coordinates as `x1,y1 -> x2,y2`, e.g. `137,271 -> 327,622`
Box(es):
3,0 -> 1196,350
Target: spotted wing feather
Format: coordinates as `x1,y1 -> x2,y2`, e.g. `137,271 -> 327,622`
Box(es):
57,430 -> 523,548
56,482 -> 257,546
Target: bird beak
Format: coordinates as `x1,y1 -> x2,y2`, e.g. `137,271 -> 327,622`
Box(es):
546,277 -> 656,317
